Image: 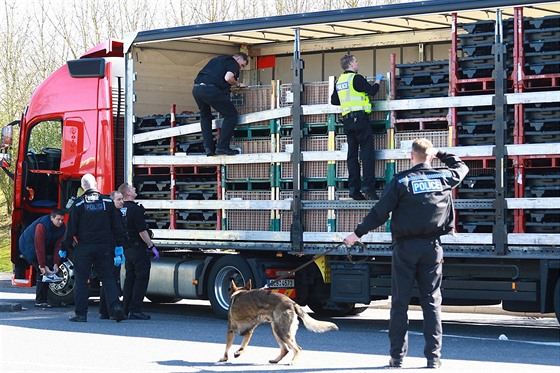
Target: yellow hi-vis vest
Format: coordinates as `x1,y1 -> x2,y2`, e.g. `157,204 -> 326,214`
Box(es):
335,72 -> 372,116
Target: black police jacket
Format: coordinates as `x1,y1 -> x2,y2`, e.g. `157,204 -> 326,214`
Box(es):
63,189 -> 125,248
120,200 -> 149,248
355,151 -> 469,241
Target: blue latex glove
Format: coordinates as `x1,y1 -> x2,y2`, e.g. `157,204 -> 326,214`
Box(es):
114,246 -> 123,256
114,252 -> 125,267
151,246 -> 160,260
58,249 -> 67,259
376,73 -> 384,81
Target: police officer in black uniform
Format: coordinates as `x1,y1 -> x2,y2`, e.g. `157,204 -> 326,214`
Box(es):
118,182 -> 159,320
192,52 -> 248,156
63,174 -> 126,322
331,54 -> 384,200
344,138 -> 469,369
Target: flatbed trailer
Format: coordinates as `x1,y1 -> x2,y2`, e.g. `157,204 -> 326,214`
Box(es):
5,0 -> 559,320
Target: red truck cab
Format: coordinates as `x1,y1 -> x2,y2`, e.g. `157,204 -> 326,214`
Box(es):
2,40 -> 124,302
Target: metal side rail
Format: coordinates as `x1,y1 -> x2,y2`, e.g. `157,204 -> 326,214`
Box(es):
138,197 -> 560,211
133,142 -> 560,166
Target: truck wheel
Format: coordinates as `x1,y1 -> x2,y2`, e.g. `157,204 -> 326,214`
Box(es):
554,278 -> 560,324
207,255 -> 254,319
48,259 -> 76,306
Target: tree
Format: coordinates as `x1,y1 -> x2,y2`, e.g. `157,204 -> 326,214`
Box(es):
0,0 -> 412,215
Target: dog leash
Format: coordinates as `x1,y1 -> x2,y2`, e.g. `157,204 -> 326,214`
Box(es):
263,242 -> 367,289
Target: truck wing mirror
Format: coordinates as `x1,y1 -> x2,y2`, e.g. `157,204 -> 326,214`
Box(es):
1,121 -> 18,149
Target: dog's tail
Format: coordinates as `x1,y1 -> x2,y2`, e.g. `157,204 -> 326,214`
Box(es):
294,303 -> 338,333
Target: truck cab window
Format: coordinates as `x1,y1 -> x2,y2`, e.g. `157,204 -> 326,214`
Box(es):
23,120 -> 62,208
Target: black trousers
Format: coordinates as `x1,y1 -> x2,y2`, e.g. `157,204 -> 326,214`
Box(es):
73,243 -> 120,317
389,238 -> 443,361
99,264 -> 122,316
342,115 -> 375,193
32,254 -> 54,303
192,84 -> 239,151
122,245 -> 151,315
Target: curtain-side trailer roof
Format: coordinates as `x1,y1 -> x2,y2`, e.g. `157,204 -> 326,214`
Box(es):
126,0 -> 559,52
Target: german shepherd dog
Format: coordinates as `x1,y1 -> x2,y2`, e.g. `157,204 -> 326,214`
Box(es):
219,279 -> 338,365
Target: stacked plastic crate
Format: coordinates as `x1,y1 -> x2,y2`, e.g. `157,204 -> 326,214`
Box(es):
450,16 -> 516,233
277,81 -> 340,232
279,81 -> 331,135
225,136 -> 274,230
392,55 -> 450,173
452,18 -> 515,146
232,85 -> 273,138
513,10 -> 560,234
451,11 -> 559,234
133,113 -> 219,231
278,131 -> 331,232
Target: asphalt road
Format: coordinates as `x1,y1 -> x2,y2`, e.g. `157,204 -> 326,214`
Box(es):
0,273 -> 558,373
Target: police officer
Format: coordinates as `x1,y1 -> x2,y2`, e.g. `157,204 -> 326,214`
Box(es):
344,138 -> 469,369
62,174 -> 125,322
98,190 -> 125,320
118,182 -> 159,320
18,209 -> 66,307
192,52 -> 248,156
331,54 -> 384,200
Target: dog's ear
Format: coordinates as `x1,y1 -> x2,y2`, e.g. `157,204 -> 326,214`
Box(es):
230,279 -> 238,294
246,279 -> 252,290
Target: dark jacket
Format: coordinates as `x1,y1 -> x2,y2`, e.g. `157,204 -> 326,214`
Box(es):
194,55 -> 240,92
18,215 -> 65,265
121,201 -> 148,249
63,189 -> 125,249
355,151 -> 469,241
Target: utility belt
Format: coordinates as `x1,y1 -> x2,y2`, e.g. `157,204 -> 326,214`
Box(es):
342,110 -> 367,120
125,239 -> 146,251
394,232 -> 442,244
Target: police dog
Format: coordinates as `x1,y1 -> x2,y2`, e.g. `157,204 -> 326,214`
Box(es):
219,279 -> 338,365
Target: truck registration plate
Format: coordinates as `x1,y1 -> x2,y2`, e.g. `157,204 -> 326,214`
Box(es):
267,279 -> 295,288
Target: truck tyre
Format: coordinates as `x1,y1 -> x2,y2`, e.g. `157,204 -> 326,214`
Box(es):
47,259 -> 76,306
554,278 -> 560,324
207,255 -> 254,319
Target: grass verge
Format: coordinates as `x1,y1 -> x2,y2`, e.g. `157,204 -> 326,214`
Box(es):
0,198 -> 12,273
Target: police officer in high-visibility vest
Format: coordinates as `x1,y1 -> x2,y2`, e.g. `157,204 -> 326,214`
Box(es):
331,54 -> 384,200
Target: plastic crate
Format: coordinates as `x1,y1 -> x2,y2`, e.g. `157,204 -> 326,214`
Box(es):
233,85 -> 272,114
226,163 -> 271,180
303,81 -> 330,105
225,191 -> 272,231
336,160 -> 386,179
280,161 -> 328,180
227,210 -> 271,230
231,138 -> 271,153
336,209 -> 386,233
226,191 -> 273,200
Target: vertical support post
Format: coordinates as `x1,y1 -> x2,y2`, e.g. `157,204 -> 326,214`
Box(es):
493,10 -> 508,255
271,117 -> 280,231
327,110 -> 336,232
290,28 -> 304,252
169,104 -> 176,229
